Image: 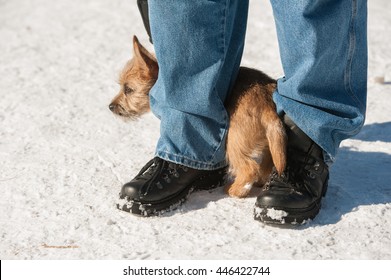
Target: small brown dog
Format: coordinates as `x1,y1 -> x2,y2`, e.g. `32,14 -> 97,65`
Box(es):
110,36 -> 287,198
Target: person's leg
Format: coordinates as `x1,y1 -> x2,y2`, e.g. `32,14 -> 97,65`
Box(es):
118,0 -> 250,215
271,0 -> 367,163
255,0 -> 368,224
149,0 -> 249,170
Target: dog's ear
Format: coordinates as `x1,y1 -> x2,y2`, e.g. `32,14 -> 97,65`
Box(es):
133,35 -> 158,78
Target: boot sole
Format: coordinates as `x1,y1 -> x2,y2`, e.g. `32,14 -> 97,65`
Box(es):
254,201 -> 321,226
117,169 -> 226,216
117,185 -> 194,216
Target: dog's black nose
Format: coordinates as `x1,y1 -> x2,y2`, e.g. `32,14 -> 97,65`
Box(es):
109,103 -> 115,111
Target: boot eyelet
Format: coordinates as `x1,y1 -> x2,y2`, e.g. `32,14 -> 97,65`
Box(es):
307,171 -> 316,179
156,181 -> 164,189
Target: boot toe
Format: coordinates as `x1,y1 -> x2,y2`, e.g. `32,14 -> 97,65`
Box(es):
120,181 -> 142,200
256,189 -> 314,210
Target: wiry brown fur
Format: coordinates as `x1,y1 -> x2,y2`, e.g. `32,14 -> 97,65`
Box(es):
225,68 -> 286,197
109,36 -> 287,198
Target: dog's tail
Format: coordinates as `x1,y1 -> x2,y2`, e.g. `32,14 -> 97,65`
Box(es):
263,112 -> 287,174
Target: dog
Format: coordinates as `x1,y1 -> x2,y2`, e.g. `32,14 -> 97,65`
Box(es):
110,36 -> 287,198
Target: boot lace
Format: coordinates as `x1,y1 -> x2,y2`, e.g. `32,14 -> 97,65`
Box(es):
264,147 -> 321,197
136,157 -> 189,194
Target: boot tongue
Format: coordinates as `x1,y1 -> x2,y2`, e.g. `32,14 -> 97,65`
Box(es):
283,115 -> 323,160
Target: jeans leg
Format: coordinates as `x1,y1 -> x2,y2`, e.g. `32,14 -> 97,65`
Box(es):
148,0 -> 249,170
270,0 -> 368,163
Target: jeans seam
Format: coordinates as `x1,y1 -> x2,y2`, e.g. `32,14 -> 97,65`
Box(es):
208,0 -> 230,164
344,0 -> 365,112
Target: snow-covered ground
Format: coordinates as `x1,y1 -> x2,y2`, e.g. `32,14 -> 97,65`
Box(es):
0,0 -> 390,259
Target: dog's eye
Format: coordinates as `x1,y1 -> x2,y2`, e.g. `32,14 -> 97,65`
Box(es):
124,85 -> 134,95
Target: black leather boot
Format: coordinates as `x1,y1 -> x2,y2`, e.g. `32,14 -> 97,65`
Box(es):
254,115 -> 329,225
117,157 -> 226,216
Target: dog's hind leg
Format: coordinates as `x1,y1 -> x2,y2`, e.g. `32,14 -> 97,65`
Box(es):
225,154 -> 271,198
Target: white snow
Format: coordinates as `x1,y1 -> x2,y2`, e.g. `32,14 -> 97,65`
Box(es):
264,208 -> 289,223
0,0 -> 390,260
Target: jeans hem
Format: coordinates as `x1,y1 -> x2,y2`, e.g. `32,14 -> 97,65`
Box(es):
155,151 -> 228,171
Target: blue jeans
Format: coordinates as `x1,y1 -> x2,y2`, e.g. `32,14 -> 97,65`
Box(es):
148,0 -> 367,169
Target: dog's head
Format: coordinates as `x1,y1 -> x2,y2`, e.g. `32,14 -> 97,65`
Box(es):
109,36 -> 158,120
